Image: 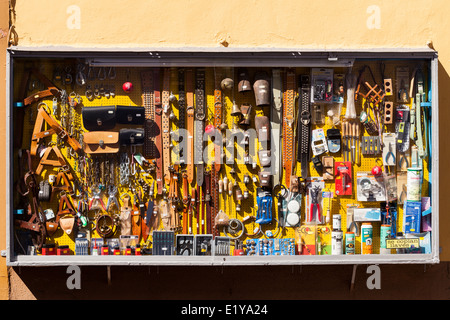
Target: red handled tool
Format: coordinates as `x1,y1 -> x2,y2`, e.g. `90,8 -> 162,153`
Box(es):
309,186 -> 322,223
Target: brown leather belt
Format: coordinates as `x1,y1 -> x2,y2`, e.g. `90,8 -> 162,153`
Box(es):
162,69 -> 172,186
15,149 -> 46,251
177,68 -> 186,164
24,88 -> 60,106
186,69 -> 195,184
182,171 -> 190,234
211,72 -> 223,236
140,70 -> 156,159
153,68 -> 164,195
282,70 -> 296,188
31,106 -> 81,157
204,170 -> 212,234
167,164 -> 180,230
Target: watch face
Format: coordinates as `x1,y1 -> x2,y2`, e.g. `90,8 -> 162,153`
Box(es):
286,212 -> 300,226
287,200 -> 300,213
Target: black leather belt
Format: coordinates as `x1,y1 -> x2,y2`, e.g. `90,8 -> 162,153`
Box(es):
177,68 -> 186,165
297,75 -> 311,180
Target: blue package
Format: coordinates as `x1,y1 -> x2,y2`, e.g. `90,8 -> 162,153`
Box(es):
403,201 -> 422,234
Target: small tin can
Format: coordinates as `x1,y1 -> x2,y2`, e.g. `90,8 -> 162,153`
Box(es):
331,230 -> 343,255
345,232 -> 355,255
134,244 -> 141,256
113,246 -> 120,255
101,245 -> 109,255
57,245 -> 70,255
41,244 -> 56,255
125,245 -> 132,256
361,223 -> 373,254
332,214 -> 341,230
380,224 -> 391,254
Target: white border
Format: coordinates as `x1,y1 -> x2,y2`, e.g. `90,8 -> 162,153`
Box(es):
5,47 -> 439,266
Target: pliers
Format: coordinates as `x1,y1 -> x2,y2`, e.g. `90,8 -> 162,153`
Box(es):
89,186 -> 106,211
398,153 -> 409,169
106,185 -> 120,211
385,142 -> 396,165
309,186 -> 322,223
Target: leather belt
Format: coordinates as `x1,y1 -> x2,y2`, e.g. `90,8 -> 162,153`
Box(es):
35,145 -> 68,175
162,68 -> 172,185
204,170 -> 212,234
297,75 -> 311,179
195,68 -> 206,186
282,70 -> 296,188
271,69 -> 283,187
15,149 -> 46,250
153,68 -> 164,194
186,69 -> 195,184
31,106 -> 81,157
195,185 -> 205,234
168,164 -> 180,230
182,171 -> 190,233
177,68 -> 186,165
140,70 -> 156,159
24,88 -> 60,106
211,71 -> 223,235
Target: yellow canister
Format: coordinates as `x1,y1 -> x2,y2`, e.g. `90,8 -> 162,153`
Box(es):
361,223 -> 373,254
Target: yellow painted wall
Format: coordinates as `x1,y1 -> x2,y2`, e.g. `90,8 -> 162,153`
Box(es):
9,0 -> 445,50
2,0 -> 450,299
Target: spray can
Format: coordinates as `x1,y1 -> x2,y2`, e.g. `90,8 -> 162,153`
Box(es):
361,223 -> 373,254
331,230 -> 343,255
345,232 -> 355,255
380,224 -> 391,254
407,168 -> 422,202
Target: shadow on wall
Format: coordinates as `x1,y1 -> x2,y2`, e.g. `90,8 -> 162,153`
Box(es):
8,262 -> 450,300
438,60 -> 450,260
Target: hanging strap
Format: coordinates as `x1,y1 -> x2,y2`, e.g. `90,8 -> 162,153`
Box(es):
282,70 -> 295,188
186,68 -> 195,184
31,107 -> 81,157
271,69 -> 283,187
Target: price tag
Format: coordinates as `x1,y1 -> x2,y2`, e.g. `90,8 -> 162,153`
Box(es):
386,238 -> 420,249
